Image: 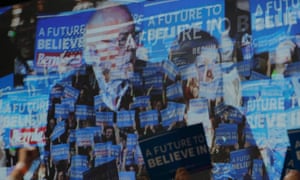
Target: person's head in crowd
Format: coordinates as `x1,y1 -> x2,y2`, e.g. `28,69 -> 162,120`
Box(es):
169,28 -> 220,66
57,170 -> 66,180
48,118 -> 56,131
175,167 -> 190,180
284,170 -> 300,180
102,68 -> 111,83
152,99 -> 163,111
67,112 -> 77,129
103,126 -> 116,143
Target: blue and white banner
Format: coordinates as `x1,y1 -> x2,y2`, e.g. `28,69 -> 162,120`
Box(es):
94,142 -> 111,158
139,123 -> 212,180
250,0 -> 300,53
130,96 -> 150,109
287,128 -> 300,171
71,155 -> 88,168
139,110 -> 159,128
35,10 -> 94,72
162,60 -> 179,81
166,82 -> 183,100
63,85 -> 80,99
51,143 -> 70,162
50,120 -> 65,141
75,104 -> 94,120
75,129 -> 93,147
126,133 -> 138,151
119,171 -> 135,180
215,123 -> 238,146
116,110 -> 135,128
230,148 -> 252,177
70,166 -> 89,180
96,111 -> 114,127
54,103 -> 69,119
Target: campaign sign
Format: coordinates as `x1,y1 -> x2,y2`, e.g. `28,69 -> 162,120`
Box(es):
131,73 -> 143,88
116,110 -> 135,128
130,96 -> 150,109
94,142 -> 110,158
34,10 -> 94,72
287,128 -> 300,171
230,148 -> 252,177
70,166 -> 89,180
252,159 -> 264,180
127,133 -> 138,151
50,120 -> 65,141
54,103 -> 69,119
138,123 -> 212,180
61,97 -> 76,112
215,124 -> 238,146
250,0 -> 300,53
135,145 -> 144,165
134,0 -> 224,62
75,129 -> 93,147
96,111 -> 114,127
110,145 -> 121,159
75,105 -> 94,120
162,60 -> 179,82
63,85 -> 80,99
94,94 -> 104,112
166,82 -> 184,101
144,74 -> 163,90
118,171 -> 135,180
179,64 -> 198,80
212,163 -> 236,180
160,107 -> 177,127
71,155 -> 88,169
3,126 -> 46,148
83,159 -> 119,180
139,110 -> 159,128
51,143 -> 70,162
168,101 -> 186,122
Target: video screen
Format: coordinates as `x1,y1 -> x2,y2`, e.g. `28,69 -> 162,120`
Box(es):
1,0 -> 300,180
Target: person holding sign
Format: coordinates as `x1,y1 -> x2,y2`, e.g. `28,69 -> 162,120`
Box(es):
284,170 -> 300,180
7,147 -> 39,180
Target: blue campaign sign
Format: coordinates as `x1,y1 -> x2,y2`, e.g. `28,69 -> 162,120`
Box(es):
50,120 -> 66,141
160,108 -> 177,127
71,155 -> 88,169
126,133 -> 138,151
139,110 -> 159,127
127,0 -> 225,62
96,111 -> 114,126
34,10 -> 95,72
116,110 -> 135,128
287,128 -> 300,171
55,103 -> 69,119
138,123 -> 212,180
250,0 -> 300,54
64,85 -> 80,99
230,148 -> 252,177
0,74 -> 13,90
252,159 -> 264,180
118,171 -> 135,180
166,82 -> 184,101
215,124 -> 238,146
51,143 -> 70,162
